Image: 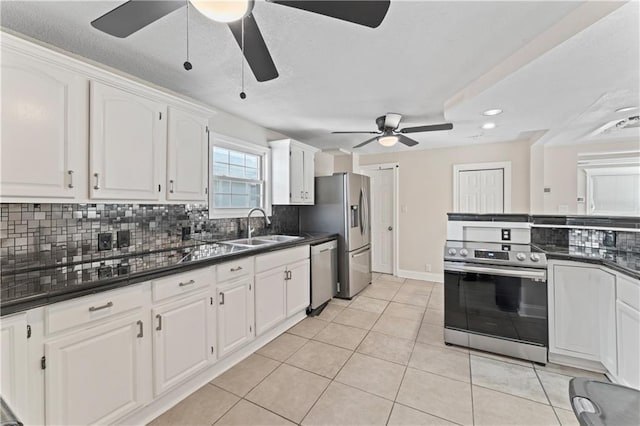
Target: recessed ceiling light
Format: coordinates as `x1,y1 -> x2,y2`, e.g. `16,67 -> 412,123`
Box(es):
483,108 -> 503,116
481,122 -> 496,130
616,106 -> 638,113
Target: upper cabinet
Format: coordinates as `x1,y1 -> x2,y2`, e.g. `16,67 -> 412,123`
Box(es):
270,139 -> 319,205
0,49 -> 87,200
166,107 -> 209,202
89,81 -> 166,201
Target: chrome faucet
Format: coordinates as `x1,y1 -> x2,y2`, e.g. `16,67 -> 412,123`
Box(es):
246,208 -> 271,239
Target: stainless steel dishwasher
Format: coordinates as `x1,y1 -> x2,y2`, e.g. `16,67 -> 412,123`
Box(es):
310,240 -> 338,311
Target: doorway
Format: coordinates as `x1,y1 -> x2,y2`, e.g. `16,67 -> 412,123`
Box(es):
361,164 -> 398,275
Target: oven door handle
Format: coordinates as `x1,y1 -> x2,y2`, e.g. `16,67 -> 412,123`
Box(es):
444,262 -> 547,280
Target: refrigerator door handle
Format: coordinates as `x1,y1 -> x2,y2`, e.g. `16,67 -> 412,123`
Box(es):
358,189 -> 364,236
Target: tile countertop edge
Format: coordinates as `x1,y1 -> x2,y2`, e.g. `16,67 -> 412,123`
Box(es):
532,244 -> 640,280
0,233 -> 338,317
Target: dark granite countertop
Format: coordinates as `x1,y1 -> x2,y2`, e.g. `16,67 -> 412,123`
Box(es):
447,213 -> 640,229
532,244 -> 640,280
0,233 -> 337,316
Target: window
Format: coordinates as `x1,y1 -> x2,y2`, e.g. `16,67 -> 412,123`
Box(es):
586,167 -> 640,216
209,135 -> 270,218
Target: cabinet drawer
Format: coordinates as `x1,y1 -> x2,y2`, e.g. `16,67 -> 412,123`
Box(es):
45,284 -> 146,335
255,245 -> 309,273
152,267 -> 214,303
217,257 -> 252,282
618,275 -> 640,311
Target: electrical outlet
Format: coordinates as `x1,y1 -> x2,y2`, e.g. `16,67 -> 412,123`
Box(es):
117,230 -> 130,248
181,226 -> 191,241
98,233 -> 112,251
425,264 -> 432,272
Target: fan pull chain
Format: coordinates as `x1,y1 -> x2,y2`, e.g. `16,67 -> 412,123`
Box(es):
239,17 -> 247,99
183,0 -> 192,70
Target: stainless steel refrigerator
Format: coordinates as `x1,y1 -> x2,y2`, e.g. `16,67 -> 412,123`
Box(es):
300,173 -> 372,299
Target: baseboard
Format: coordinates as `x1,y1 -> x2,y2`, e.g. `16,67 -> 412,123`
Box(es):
397,269 -> 444,283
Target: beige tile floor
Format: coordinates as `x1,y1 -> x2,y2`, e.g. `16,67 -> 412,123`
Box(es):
150,274 -> 606,426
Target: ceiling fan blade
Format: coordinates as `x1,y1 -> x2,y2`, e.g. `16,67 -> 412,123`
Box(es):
269,0 -> 390,28
91,0 -> 184,38
228,14 -> 279,82
398,135 -> 419,147
399,123 -> 454,134
353,136 -> 379,148
332,131 -> 380,134
384,113 -> 402,130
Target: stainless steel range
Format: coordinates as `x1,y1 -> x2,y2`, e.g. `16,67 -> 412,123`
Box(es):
444,221 -> 549,364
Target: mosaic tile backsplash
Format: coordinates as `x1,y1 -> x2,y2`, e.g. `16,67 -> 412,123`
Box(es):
0,203 -> 299,302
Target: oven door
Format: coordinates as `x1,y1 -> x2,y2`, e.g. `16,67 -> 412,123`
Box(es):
444,261 -> 548,346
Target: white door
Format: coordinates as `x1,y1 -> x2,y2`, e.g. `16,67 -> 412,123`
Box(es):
0,313 -> 29,422
44,314 -> 149,425
616,301 -> 640,389
289,146 -> 305,203
303,150 -> 315,204
255,267 -> 286,335
217,280 -> 254,357
365,168 -> 394,274
167,107 -> 209,201
90,81 -> 165,200
0,49 -> 86,199
286,259 -> 311,316
458,168 -> 504,213
152,293 -> 214,396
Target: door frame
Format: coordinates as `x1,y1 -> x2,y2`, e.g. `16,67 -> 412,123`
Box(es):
452,161 -> 512,213
360,162 -> 399,276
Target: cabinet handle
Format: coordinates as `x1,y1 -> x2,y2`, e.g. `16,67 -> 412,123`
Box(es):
137,320 -> 143,338
93,173 -> 100,190
169,180 -> 175,193
305,191 -> 309,199
89,301 -> 113,312
156,314 -> 162,331
67,170 -> 74,189
284,270 -> 289,281
230,266 -> 243,272
220,292 -> 225,305
179,279 -> 195,287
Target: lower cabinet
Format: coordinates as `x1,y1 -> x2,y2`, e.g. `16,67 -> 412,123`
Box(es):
616,273 -> 640,389
255,268 -> 287,336
217,278 -> 255,358
152,291 -> 215,396
0,313 -> 29,422
44,312 -> 150,425
286,259 -> 311,317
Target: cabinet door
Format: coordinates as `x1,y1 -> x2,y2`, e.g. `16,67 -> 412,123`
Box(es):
598,270 -> 617,375
616,301 -> 640,389
167,107 -> 209,201
289,146 -> 305,203
152,293 -> 215,396
551,265 -> 600,358
217,280 -> 254,357
1,50 -> 86,199
0,313 -> 29,421
303,150 -> 315,204
255,267 -> 286,336
45,314 -> 149,425
90,81 -> 165,200
286,259 -> 310,317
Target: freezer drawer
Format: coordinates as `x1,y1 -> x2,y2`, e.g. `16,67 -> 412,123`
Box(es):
311,240 -> 338,310
347,244 -> 372,298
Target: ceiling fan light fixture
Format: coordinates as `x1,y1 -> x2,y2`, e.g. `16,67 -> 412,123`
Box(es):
378,135 -> 399,147
481,122 -> 497,130
483,108 -> 503,116
190,0 -> 252,23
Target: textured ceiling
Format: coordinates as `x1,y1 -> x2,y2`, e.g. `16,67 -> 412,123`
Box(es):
1,1 -> 637,153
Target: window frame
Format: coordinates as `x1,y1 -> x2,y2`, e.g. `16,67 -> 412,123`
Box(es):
584,165 -> 640,216
208,133 -> 271,219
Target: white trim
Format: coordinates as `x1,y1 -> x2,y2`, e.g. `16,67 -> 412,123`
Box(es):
531,224 -> 640,233
209,133 -> 271,219
397,269 -> 444,283
360,163 -> 400,277
452,161 -> 512,213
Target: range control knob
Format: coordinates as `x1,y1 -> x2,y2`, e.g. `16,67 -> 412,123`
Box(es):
448,248 -> 457,256
460,249 -> 469,257
516,252 -> 526,261
530,253 -> 540,262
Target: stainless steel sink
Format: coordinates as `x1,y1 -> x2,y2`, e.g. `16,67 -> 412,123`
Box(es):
254,235 -> 303,243
222,235 -> 303,248
224,238 -> 275,247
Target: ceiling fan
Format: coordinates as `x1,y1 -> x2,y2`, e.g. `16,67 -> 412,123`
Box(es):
333,113 -> 454,148
90,0 -> 390,82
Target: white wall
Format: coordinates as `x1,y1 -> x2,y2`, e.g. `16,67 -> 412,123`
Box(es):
314,152 -> 335,176
359,139 -> 531,279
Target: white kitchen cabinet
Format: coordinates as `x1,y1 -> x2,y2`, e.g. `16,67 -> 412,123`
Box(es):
616,300 -> 640,389
89,81 -> 166,200
270,139 -> 318,205
152,291 -> 215,396
549,261 -> 615,363
44,312 -> 150,425
166,107 -> 209,202
0,48 -> 87,200
286,259 -> 311,317
255,267 -> 287,336
0,312 -> 29,421
217,279 -> 254,357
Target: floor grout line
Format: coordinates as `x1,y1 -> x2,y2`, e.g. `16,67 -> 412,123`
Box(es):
533,365 -> 563,426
